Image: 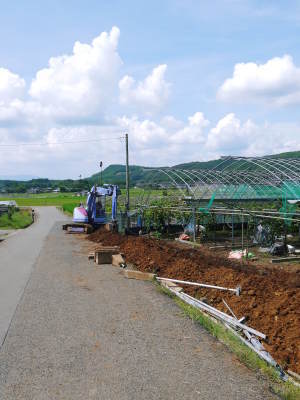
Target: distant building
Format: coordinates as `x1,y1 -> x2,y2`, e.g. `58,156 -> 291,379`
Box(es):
0,200 -> 17,206
76,190 -> 88,197
27,188 -> 40,194
0,200 -> 17,215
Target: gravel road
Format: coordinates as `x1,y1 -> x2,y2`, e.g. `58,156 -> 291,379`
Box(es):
0,207 -> 65,346
0,221 -> 277,399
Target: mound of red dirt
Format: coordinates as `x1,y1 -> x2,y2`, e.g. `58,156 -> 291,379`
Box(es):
88,229 -> 300,374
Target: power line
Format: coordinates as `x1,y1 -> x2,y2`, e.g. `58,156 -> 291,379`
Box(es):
0,136 -> 125,147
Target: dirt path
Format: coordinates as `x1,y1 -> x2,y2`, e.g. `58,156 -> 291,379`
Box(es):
0,206 -> 66,346
0,223 -> 276,399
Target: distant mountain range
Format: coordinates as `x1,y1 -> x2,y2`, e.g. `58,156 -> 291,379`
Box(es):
91,150 -> 300,186
1,150 -> 299,192
0,174 -> 39,181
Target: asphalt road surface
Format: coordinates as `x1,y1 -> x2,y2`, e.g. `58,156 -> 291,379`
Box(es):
0,207 -> 64,346
0,214 -> 277,399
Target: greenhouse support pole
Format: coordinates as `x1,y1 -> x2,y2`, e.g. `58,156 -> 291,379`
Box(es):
192,206 -> 196,242
242,214 -> 244,251
241,214 -> 244,263
231,213 -> 234,247
246,216 -> 249,259
214,213 -> 216,246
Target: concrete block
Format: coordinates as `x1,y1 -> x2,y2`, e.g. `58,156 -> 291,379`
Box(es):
94,247 -> 121,264
271,256 -> 300,263
96,246 -> 120,252
112,254 -> 125,267
105,221 -> 118,232
95,250 -> 112,265
121,270 -> 156,281
105,223 -> 113,231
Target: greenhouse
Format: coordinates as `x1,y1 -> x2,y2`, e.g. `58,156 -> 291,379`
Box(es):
155,156 -> 300,201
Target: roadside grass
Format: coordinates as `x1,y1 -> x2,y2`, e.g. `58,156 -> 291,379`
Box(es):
156,284 -> 300,400
62,203 -> 78,215
0,210 -> 32,229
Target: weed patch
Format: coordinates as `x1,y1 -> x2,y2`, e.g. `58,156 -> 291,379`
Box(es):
0,210 -> 32,229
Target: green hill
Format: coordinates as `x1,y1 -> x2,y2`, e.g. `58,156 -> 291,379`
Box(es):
95,150 -> 300,185
89,165 -> 153,186
1,150 -> 300,192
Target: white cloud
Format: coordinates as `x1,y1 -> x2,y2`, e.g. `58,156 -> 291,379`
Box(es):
169,112 -> 209,144
118,115 -> 168,148
1,109 -> 300,177
118,113 -> 300,166
0,68 -> 25,102
160,115 -> 184,131
218,55 -> 300,106
207,113 -> 255,152
119,64 -> 171,114
0,27 -> 123,129
29,26 -> 122,119
118,112 -> 208,151
0,27 -> 300,178
242,121 -> 300,157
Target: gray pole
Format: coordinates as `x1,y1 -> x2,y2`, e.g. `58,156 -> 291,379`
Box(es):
192,206 -> 196,242
231,213 -> 234,247
241,214 -> 244,251
125,133 -> 130,228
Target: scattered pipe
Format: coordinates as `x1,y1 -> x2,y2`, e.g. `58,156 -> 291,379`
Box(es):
164,282 -> 287,380
223,321 -> 287,381
167,287 -> 266,339
222,299 -> 287,381
157,276 -> 241,296
287,370 -> 300,382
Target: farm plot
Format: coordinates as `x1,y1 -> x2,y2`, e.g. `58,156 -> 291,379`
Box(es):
87,229 -> 300,375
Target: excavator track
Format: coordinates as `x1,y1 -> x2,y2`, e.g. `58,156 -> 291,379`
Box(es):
62,223 -> 94,234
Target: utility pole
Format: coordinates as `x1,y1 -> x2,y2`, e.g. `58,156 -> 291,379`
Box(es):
99,161 -> 103,186
125,133 -> 130,229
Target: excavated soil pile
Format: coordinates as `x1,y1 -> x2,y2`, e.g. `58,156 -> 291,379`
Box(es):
88,229 -> 300,373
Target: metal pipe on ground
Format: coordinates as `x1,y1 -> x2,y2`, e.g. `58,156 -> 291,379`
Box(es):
156,276 -> 241,296
222,298 -> 287,381
223,321 -> 287,381
167,287 -> 266,340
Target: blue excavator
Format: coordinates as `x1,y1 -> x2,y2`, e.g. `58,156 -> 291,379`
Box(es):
63,184 -> 119,233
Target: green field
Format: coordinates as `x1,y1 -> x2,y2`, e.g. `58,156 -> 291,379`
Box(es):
0,188 -> 167,206
0,193 -> 86,218
0,188 -> 174,219
0,209 -> 32,229
0,193 -> 86,207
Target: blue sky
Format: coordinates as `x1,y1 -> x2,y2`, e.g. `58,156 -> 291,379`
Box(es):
0,1 -> 300,178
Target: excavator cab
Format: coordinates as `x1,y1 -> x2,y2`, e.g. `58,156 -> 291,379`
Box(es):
95,195 -> 105,217
70,184 -> 119,228
94,195 -> 106,223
